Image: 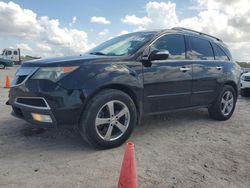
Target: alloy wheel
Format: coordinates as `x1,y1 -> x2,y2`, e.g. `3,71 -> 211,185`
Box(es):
95,100 -> 130,141
220,91 -> 234,116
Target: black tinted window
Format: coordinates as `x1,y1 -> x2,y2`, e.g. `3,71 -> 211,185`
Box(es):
212,43 -> 229,61
14,51 -> 18,55
152,34 -> 186,60
189,37 -> 214,60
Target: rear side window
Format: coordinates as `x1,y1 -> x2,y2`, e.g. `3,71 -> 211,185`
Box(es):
188,37 -> 214,60
212,43 -> 229,61
14,51 -> 18,55
152,34 -> 186,60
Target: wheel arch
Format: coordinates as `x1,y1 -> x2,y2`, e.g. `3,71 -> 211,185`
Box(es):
79,83 -> 142,126
224,81 -> 238,97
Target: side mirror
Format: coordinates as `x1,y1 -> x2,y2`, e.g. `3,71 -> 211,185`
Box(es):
149,50 -> 170,61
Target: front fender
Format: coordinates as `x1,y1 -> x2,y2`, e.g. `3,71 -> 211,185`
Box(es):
85,63 -> 143,89
58,62 -> 144,109
81,63 -> 144,117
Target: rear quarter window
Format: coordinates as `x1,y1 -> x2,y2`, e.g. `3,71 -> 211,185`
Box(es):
212,43 -> 229,61
188,36 -> 214,60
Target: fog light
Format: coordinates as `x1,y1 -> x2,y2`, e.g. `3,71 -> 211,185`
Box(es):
31,113 -> 52,123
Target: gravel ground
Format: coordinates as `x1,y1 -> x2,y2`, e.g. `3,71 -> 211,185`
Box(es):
0,66 -> 250,188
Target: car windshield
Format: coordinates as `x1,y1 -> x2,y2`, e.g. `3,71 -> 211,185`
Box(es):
88,32 -> 155,56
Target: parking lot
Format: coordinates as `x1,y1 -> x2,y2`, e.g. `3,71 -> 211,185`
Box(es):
0,66 -> 250,188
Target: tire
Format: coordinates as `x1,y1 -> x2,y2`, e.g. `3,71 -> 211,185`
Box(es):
208,85 -> 236,121
0,63 -> 5,69
79,89 -> 137,149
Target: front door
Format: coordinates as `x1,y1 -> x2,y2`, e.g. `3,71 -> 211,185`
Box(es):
143,34 -> 192,114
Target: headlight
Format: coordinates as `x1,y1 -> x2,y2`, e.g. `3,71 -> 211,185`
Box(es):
241,75 -> 245,81
31,66 -> 79,82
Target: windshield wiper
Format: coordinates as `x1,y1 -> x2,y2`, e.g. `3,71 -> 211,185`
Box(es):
89,52 -> 107,56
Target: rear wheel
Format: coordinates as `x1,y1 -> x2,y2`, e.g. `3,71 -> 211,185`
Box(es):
0,63 -> 5,69
208,85 -> 236,121
79,89 -> 137,149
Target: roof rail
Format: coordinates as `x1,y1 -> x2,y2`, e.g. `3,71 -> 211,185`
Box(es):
172,27 -> 222,42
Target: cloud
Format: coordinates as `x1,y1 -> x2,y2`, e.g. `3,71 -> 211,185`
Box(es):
69,16 -> 77,27
118,30 -> 129,36
198,0 -> 250,15
98,29 -> 109,37
36,43 -> 52,52
121,15 -> 151,26
121,2 -> 178,29
72,16 -> 77,24
90,16 -> 111,24
121,0 -> 250,61
38,16 -> 91,56
16,43 -> 32,51
0,1 -> 41,37
0,1 -> 92,57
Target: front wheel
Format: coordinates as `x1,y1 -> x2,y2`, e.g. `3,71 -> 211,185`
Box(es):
79,89 -> 137,149
208,85 -> 236,121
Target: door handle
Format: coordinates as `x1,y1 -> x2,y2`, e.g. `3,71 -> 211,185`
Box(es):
180,67 -> 191,72
216,66 -> 223,70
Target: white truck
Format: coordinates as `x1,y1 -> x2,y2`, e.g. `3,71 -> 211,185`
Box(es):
1,48 -> 21,65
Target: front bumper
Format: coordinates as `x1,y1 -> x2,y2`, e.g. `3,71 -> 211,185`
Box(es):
10,101 -> 57,128
7,79 -> 86,128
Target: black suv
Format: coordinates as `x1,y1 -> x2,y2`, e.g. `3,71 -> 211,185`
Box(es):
7,27 -> 240,149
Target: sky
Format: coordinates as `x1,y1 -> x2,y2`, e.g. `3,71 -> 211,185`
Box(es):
0,0 -> 250,61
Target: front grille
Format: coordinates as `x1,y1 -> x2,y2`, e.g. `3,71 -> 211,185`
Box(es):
15,97 -> 50,109
244,76 -> 250,81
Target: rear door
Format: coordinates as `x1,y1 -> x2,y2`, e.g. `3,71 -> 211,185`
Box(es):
188,36 -> 224,106
143,34 -> 192,114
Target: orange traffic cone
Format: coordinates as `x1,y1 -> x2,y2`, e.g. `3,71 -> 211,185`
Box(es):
118,142 -> 137,188
4,76 -> 11,88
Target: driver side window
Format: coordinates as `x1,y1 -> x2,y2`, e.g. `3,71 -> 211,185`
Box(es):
152,34 -> 186,60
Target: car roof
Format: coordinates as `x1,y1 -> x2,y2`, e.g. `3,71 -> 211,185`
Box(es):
125,28 -> 232,60
134,27 -> 225,46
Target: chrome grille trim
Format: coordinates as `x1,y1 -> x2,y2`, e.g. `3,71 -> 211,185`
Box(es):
244,76 -> 250,81
14,97 -> 51,110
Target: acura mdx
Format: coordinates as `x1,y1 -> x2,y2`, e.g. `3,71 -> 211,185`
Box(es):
7,27 -> 241,149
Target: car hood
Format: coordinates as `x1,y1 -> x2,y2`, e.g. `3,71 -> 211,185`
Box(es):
242,72 -> 250,76
22,54 -> 124,67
